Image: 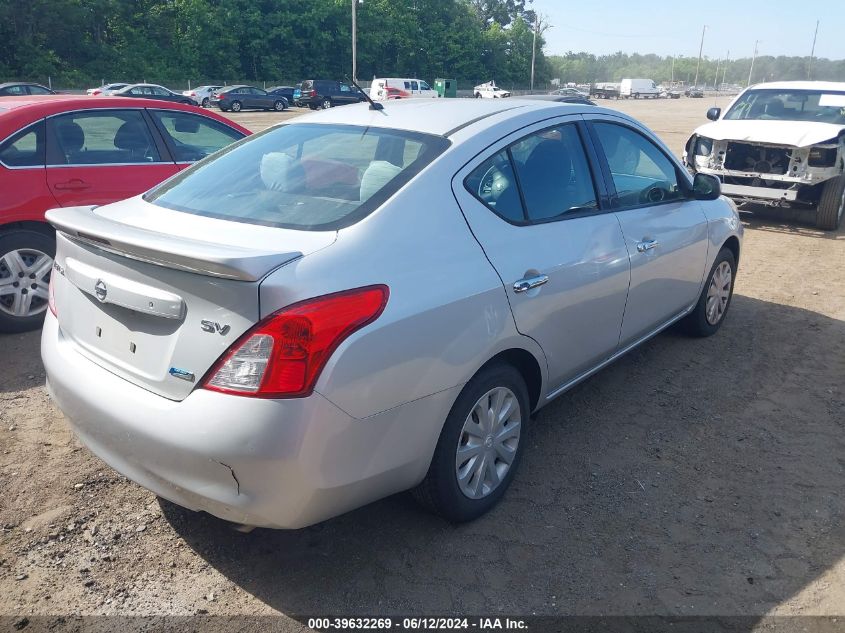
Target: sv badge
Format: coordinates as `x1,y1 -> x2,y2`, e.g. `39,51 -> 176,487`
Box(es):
200,320 -> 231,335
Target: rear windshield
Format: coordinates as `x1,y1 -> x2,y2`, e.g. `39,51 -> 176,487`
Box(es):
145,123 -> 450,230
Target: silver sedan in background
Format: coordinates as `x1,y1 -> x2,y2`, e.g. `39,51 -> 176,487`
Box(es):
42,99 -> 742,529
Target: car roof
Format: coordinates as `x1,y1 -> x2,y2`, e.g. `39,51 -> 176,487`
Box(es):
285,98 -> 609,137
749,81 -> 845,92
0,95 -> 251,136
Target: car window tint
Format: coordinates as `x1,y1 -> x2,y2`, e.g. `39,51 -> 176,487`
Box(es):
464,150 -> 525,223
592,122 -> 682,208
1,85 -> 27,96
0,121 -> 46,167
511,125 -> 597,221
411,81 -> 419,91
146,123 -> 449,231
27,85 -> 52,95
340,84 -> 350,93
153,87 -> 169,96
151,111 -> 243,162
48,110 -> 162,165
404,81 -> 411,90
420,81 -> 430,90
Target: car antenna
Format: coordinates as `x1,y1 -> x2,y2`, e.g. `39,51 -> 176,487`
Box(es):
346,75 -> 384,112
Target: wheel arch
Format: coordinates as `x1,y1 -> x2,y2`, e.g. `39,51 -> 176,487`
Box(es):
722,235 -> 740,265
0,220 -> 55,239
477,347 -> 544,413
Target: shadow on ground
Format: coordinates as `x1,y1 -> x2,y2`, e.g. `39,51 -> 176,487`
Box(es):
160,294 -> 844,626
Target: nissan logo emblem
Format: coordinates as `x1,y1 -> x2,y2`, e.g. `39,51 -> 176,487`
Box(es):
94,279 -> 108,302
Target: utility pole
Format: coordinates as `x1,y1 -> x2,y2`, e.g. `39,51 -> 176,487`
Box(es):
530,12 -> 538,92
721,50 -> 729,90
694,25 -> 707,87
808,19 -> 819,79
713,57 -> 720,91
748,40 -> 759,86
670,55 -> 675,85
351,0 -> 358,83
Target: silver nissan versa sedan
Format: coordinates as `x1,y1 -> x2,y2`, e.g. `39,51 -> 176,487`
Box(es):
42,99 -> 742,529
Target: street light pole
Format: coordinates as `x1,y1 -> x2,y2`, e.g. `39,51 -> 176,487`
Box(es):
694,24 -> 707,87
530,12 -> 538,92
748,40 -> 759,86
352,0 -> 358,83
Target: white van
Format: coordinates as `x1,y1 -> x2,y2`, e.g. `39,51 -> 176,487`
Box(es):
370,78 -> 437,101
620,78 -> 660,99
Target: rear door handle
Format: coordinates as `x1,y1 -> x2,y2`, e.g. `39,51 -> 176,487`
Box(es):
54,179 -> 91,191
513,274 -> 549,293
636,239 -> 659,253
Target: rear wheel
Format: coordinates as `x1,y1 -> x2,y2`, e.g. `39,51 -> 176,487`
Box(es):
413,363 -> 528,522
0,230 -> 55,333
680,247 -> 736,337
816,174 -> 845,231
230,100 -> 242,112
321,98 -> 332,109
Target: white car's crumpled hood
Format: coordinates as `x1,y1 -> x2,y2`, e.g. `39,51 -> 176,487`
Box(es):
694,119 -> 844,147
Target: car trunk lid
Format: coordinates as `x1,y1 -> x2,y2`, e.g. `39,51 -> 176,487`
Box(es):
48,200 -> 336,401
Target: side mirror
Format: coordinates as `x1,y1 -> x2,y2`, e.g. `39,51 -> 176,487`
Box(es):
692,173 -> 721,200
706,107 -> 721,121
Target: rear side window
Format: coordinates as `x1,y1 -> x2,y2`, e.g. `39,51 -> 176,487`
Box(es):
0,121 -> 46,167
47,110 -> 162,165
145,123 -> 450,230
464,123 -> 598,223
149,110 -> 243,162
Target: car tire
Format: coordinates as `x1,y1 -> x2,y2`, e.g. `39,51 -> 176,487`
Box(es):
230,101 -> 242,112
412,363 -> 528,523
475,93 -> 481,99
179,99 -> 193,105
0,230 -> 55,334
321,98 -> 332,110
816,174 -> 845,231
273,100 -> 286,111
680,247 -> 737,338
201,97 -> 210,107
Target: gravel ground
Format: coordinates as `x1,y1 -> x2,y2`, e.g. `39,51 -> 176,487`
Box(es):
1,98 -> 843,629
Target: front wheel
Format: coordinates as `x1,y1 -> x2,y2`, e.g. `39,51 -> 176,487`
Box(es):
273,100 -> 286,111
680,247 -> 737,337
230,100 -> 242,112
0,230 -> 55,333
412,363 -> 528,522
201,97 -> 210,107
816,174 -> 845,231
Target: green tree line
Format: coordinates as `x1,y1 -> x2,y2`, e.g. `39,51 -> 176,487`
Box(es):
548,51 -> 845,87
0,0 -> 548,88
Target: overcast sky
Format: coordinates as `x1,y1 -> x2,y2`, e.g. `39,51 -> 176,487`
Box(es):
531,0 -> 844,60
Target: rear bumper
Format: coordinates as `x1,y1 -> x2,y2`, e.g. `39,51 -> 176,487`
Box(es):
41,313 -> 455,529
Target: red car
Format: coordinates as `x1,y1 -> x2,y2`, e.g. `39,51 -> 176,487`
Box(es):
0,96 -> 250,332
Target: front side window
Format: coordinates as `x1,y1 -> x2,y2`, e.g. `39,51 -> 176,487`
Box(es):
0,121 -> 46,167
464,123 -> 598,223
340,84 -> 351,93
27,85 -> 52,95
592,122 -> 683,208
47,110 -> 162,165
420,81 -> 431,91
150,111 -> 243,162
145,123 -> 450,230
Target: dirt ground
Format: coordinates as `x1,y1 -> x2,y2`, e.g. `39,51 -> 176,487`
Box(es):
1,97 -> 843,628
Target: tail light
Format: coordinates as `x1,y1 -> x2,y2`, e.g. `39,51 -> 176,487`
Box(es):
48,274 -> 57,317
190,91 -> 197,97
202,285 -> 389,398
91,90 -> 101,96
309,89 -> 317,97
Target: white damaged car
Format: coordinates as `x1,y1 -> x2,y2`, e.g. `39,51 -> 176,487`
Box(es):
685,81 -> 845,229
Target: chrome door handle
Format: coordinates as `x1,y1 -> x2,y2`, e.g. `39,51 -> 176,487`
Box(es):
513,274 -> 549,293
636,239 -> 659,253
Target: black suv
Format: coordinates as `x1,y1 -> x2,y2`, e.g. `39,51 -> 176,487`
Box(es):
299,80 -> 366,110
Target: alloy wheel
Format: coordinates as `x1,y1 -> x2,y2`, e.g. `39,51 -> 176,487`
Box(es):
0,248 -> 52,318
705,260 -> 732,325
455,386 -> 521,500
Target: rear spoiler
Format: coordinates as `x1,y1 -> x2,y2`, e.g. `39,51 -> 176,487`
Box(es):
46,206 -> 301,282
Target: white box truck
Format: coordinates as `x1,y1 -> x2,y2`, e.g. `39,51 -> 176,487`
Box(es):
620,78 -> 660,99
